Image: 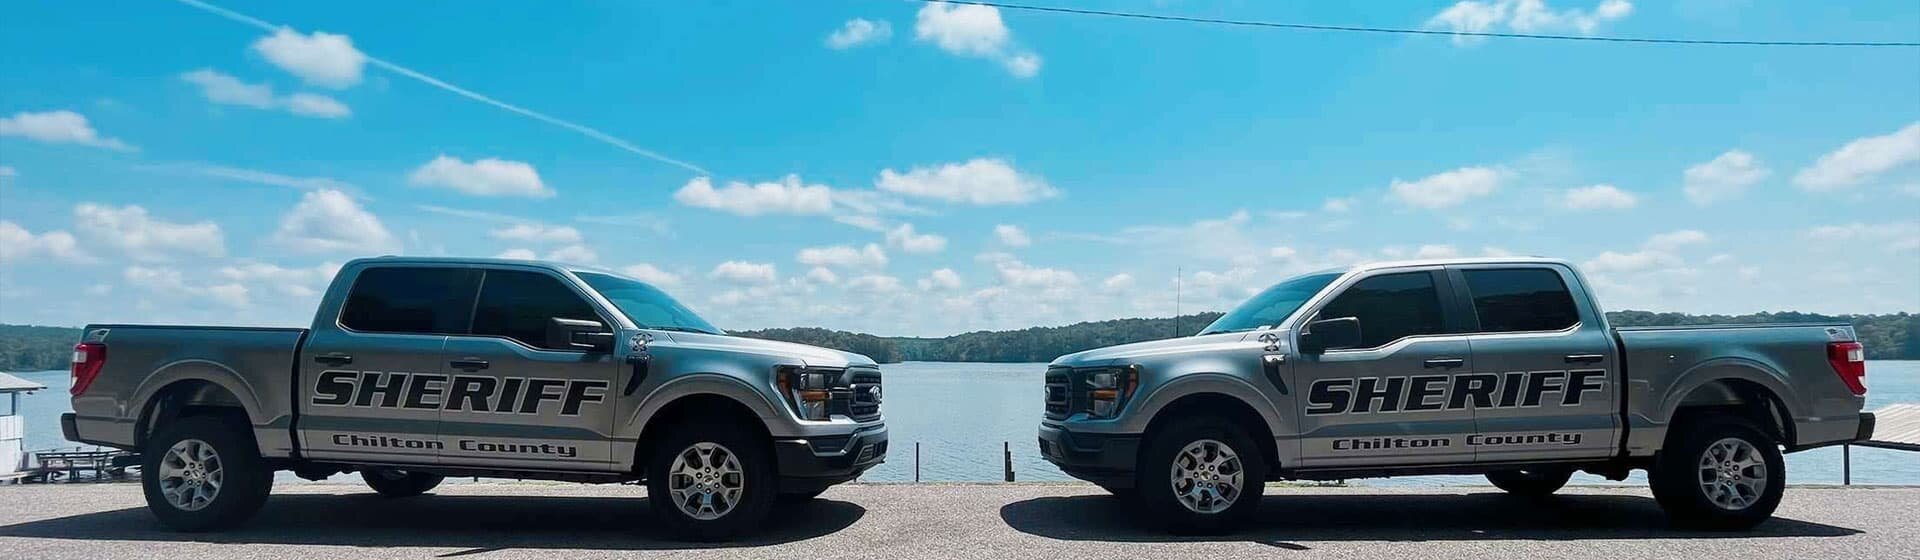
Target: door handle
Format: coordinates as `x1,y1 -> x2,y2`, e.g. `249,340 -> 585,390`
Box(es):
1564,354 -> 1605,364
1423,357 -> 1465,369
313,354 -> 353,366
449,359 -> 490,372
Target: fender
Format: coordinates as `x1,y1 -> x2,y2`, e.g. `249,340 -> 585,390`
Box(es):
1124,373 -> 1288,438
130,359 -> 272,448
1655,357 -> 1800,425
621,373 -> 784,435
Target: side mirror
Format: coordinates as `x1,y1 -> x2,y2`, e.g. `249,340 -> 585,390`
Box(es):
547,318 -> 614,352
1299,316 -> 1362,354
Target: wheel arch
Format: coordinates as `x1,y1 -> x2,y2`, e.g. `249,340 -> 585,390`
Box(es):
1140,392 -> 1280,473
631,392 -> 774,477
134,376 -> 256,450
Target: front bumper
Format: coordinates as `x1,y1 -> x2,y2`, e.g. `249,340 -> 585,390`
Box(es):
773,423 -> 888,493
1037,421 -> 1140,488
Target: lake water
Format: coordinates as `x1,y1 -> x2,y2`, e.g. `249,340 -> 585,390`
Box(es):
10,361 -> 1918,485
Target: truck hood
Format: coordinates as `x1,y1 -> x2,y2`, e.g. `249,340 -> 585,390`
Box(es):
1052,331 -> 1269,366
661,331 -> 878,368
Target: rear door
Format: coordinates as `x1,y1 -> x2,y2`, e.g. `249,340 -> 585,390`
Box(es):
436,266 -> 620,471
1288,268 -> 1477,468
299,264 -> 478,465
1450,264 -> 1618,462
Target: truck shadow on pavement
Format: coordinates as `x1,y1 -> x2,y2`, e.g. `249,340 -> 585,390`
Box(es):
0,492 -> 863,553
999,491 -> 1861,547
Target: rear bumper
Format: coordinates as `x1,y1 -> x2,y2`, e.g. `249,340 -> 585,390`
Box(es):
1855,412 -> 1876,441
1037,422 -> 1140,488
773,423 -> 887,493
61,412 -> 80,442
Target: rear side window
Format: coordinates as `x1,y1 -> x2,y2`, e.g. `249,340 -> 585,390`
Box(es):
471,270 -> 602,350
1317,271 -> 1445,348
339,267 -> 476,334
1462,268 -> 1580,332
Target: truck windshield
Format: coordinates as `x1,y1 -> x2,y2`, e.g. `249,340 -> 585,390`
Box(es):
576,272 -> 724,335
1198,272 -> 1343,335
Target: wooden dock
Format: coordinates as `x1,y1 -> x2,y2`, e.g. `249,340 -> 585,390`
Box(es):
1859,403 -> 1920,452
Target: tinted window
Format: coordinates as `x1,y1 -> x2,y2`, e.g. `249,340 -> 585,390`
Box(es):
471,270 -> 602,350
1317,271 -> 1445,348
1463,268 -> 1580,332
339,267 -> 476,334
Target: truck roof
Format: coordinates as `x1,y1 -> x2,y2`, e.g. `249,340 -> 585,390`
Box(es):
348,256 -> 619,277
1343,256 -> 1576,273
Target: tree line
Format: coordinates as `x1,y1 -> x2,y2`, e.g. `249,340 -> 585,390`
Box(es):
1,311 -> 1914,370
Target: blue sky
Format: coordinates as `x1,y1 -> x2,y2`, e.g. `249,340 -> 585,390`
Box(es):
2,0 -> 1916,337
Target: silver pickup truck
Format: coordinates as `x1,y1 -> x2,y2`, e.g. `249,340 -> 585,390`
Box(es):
1039,257 -> 1874,533
63,256 -> 887,540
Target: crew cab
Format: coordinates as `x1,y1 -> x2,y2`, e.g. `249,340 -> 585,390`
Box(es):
63,256 -> 887,540
1038,257 -> 1873,533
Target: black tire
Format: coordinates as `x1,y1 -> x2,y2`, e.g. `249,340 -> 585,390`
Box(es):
360,468 -> 445,498
140,415 -> 272,532
645,419 -> 776,541
777,489 -> 826,504
1486,467 -> 1575,497
1136,416 -> 1266,534
1649,414 -> 1786,530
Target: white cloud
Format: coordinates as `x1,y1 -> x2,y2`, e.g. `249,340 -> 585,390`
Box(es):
179,68 -> 352,119
1101,273 -> 1135,292
272,188 -> 397,253
919,268 -> 963,291
1562,184 -> 1639,210
1683,150 -> 1768,205
251,27 -> 367,89
73,204 -> 225,260
1389,166 -> 1503,208
1583,250 -> 1681,274
806,267 -> 840,285
1269,246 -> 1298,260
1428,0 -> 1633,44
620,263 -> 681,287
495,248 -> 538,260
992,256 -> 1080,298
1793,122 -> 1920,191
125,265 -> 250,308
797,243 -> 889,269
876,158 -> 1057,205
826,18 -> 893,49
1322,197 -> 1354,212
0,110 -> 135,151
994,224 -> 1031,247
0,165 -> 16,178
1415,244 -> 1461,259
674,175 -> 835,216
847,274 -> 904,293
1645,229 -> 1709,251
0,221 -> 92,264
545,244 -> 598,264
886,223 -> 947,254
711,261 -> 778,284
489,223 -> 583,244
914,2 -> 1043,77
217,261 -> 340,298
409,155 -> 553,198
159,162 -> 354,192
1805,222 -> 1920,251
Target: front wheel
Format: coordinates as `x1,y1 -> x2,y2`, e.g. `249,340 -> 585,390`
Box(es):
141,416 -> 272,532
1649,414 -> 1785,530
645,420 -> 775,541
1136,417 -> 1265,534
361,469 -> 445,498
1486,468 -> 1574,497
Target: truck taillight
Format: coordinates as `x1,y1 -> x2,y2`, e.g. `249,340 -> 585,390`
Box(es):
70,342 -> 106,396
1826,341 -> 1866,396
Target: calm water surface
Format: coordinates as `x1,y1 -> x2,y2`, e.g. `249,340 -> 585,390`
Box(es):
11,360 -> 1918,485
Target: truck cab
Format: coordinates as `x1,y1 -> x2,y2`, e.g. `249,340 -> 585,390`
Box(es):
1039,257 -> 1873,533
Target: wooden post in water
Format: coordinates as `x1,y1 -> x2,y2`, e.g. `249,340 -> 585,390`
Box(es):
914,442 -> 920,483
1843,443 -> 1852,485
1003,441 -> 1015,482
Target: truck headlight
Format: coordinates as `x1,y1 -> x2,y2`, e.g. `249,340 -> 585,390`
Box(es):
1087,366 -> 1139,418
777,367 -> 835,421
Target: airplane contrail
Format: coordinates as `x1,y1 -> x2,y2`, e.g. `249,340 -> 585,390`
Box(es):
173,0 -> 711,176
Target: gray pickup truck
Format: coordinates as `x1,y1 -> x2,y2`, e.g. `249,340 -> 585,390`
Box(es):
63,256 -> 887,540
1039,257 -> 1874,533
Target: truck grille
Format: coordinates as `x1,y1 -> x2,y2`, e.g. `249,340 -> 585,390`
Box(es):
832,367 -> 883,421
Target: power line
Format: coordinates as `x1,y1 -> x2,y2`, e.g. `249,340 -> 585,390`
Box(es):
919,0 -> 1920,48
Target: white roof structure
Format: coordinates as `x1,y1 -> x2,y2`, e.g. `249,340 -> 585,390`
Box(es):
0,372 -> 47,394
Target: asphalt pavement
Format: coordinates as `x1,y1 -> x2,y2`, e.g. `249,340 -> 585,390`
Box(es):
1,482 -> 1914,559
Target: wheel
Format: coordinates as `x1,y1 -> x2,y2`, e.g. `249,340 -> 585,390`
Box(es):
1649,414 -> 1786,530
140,415 -> 272,532
645,419 -> 775,541
777,489 -> 826,504
1136,416 -> 1266,534
361,468 -> 445,498
1486,467 -> 1574,497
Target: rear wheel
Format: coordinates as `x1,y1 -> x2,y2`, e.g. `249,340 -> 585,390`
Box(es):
361,468 -> 445,498
1649,414 -> 1785,530
1486,467 -> 1574,497
141,415 -> 272,532
1136,417 -> 1265,534
645,420 -> 775,541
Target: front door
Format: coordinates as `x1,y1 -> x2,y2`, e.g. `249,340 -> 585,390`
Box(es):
1450,265 -> 1619,462
299,264 -> 477,465
436,267 -> 620,471
1289,268 -> 1478,468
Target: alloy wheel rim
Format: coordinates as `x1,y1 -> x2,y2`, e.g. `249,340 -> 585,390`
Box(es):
1170,439 -> 1244,514
1696,437 -> 1768,511
667,442 -> 745,520
157,438 -> 224,512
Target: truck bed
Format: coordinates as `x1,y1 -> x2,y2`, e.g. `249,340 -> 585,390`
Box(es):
70,324 -> 310,457
1614,321 -> 1863,454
